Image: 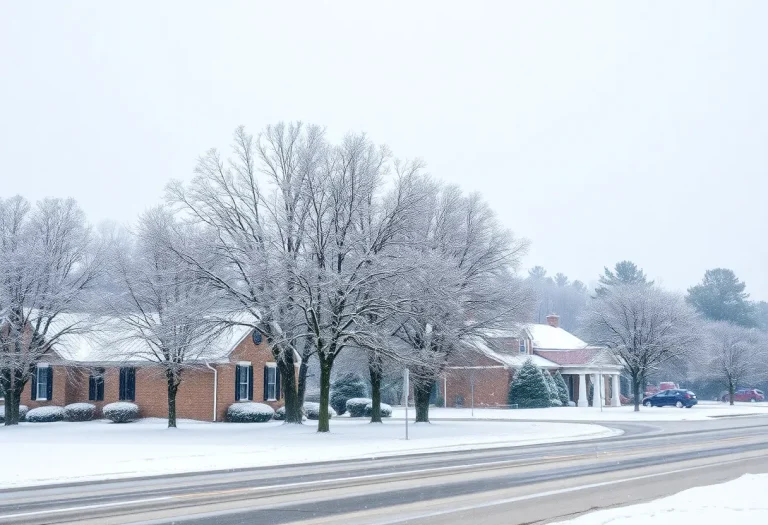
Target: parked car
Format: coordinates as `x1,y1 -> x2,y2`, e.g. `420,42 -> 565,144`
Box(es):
720,389 -> 765,403
642,389 -> 698,408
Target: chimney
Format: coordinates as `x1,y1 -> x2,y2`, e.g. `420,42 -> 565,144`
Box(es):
546,314 -> 560,328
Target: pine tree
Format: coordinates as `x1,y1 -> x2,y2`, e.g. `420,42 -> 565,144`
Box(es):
596,261 -> 652,296
508,359 -> 551,409
330,373 -> 367,415
542,370 -> 561,406
553,371 -> 571,406
686,268 -> 756,327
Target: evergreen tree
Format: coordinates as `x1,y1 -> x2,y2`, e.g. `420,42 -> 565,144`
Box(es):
687,269 -> 756,327
756,301 -> 768,331
508,359 -> 551,409
596,261 -> 652,296
553,371 -> 571,406
542,369 -> 561,406
330,373 -> 367,415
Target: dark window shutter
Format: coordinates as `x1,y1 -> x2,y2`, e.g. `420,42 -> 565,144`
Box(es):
98,376 -> 104,401
128,368 -> 135,401
89,374 -> 96,401
247,365 -> 254,401
119,368 -> 126,400
47,367 -> 54,400
275,368 -> 281,400
234,365 -> 241,401
31,367 -> 37,401
263,366 -> 269,401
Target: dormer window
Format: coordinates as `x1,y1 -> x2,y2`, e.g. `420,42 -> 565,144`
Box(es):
519,339 -> 526,354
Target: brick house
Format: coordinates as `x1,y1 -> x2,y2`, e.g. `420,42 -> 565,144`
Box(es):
440,315 -> 624,408
13,324 -> 291,422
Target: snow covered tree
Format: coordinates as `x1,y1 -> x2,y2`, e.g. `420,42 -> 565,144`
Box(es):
166,123 -> 326,424
392,184 -> 534,422
0,197 -> 102,425
527,268 -> 589,331
508,359 -> 550,408
104,208 -> 227,428
595,261 -> 652,296
696,321 -> 766,405
581,284 -> 700,411
687,269 -> 756,327
542,369 -> 561,406
330,373 -> 367,415
553,370 -> 570,406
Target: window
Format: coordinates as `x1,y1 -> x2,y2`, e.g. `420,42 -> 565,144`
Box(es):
265,365 -> 277,401
34,364 -> 51,401
519,339 -> 526,354
235,363 -> 253,401
89,368 -> 105,401
119,367 -> 135,401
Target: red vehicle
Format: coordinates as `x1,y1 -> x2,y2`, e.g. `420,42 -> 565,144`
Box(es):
721,389 -> 765,403
644,382 -> 679,397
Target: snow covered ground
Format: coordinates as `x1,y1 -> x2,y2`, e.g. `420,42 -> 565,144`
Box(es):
551,473 -> 768,524
393,401 -> 768,421
0,418 -> 617,488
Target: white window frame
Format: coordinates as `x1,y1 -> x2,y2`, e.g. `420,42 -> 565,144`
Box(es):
238,361 -> 251,401
36,363 -> 50,401
266,363 -> 277,401
519,339 -> 526,354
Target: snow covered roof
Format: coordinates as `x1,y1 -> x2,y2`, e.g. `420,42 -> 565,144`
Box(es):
524,324 -> 600,351
50,314 -> 253,364
465,337 -> 560,369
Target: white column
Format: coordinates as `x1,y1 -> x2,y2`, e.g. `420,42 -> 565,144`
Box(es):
577,373 -> 588,407
611,375 -> 621,407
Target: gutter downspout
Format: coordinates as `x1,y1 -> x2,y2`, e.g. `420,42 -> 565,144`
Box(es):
205,363 -> 218,422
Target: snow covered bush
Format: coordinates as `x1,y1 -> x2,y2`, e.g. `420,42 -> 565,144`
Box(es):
273,406 -> 286,420
330,373 -> 367,416
303,389 -> 321,403
508,359 -> 551,408
303,402 -> 335,420
64,403 -> 96,422
364,402 -> 392,418
553,371 -> 571,406
103,402 -> 140,423
26,406 -> 65,423
346,397 -> 372,417
227,402 -> 274,423
543,370 -> 560,407
0,405 -> 29,423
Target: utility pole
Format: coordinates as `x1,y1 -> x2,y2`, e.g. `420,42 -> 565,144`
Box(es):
403,367 -> 409,440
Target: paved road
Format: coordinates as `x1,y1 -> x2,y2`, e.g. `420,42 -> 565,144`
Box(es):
3,418 -> 768,524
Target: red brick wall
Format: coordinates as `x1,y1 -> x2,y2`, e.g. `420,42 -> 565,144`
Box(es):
443,366 -> 513,407
20,365 -> 70,409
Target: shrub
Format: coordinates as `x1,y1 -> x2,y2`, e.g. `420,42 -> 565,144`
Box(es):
103,402 -> 140,423
64,403 -> 96,422
543,370 -> 560,407
227,402 -> 274,423
508,359 -> 551,409
346,397 -> 372,417
330,373 -> 367,415
274,406 -> 286,420
26,406 -> 65,423
364,402 -> 392,418
303,389 -> 321,403
553,371 -> 571,406
0,405 -> 30,423
303,402 -> 336,420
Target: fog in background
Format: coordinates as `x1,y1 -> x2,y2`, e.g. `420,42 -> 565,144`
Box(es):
2,1 -> 766,299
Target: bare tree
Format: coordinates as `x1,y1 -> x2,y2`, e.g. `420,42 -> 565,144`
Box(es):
581,284 -> 701,411
0,197 -> 102,425
391,185 -> 534,422
104,208 -> 227,427
167,123 -> 325,424
696,321 -> 766,405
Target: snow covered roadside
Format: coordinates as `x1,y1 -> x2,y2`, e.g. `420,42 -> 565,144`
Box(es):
392,401 -> 768,422
550,473 -> 768,524
0,418 -> 619,488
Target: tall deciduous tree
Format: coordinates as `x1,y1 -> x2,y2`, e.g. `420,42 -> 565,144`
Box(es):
696,321 -> 765,405
686,268 -> 756,327
105,209 -> 227,428
0,197 -> 102,425
581,284 -> 700,411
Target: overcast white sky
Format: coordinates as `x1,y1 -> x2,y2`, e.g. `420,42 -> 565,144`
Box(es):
1,1 -> 766,299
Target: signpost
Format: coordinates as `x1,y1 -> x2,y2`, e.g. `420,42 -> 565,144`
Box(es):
403,368 -> 410,440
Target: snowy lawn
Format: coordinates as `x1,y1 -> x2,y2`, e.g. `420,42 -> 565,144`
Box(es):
551,473 -> 768,524
0,418 -> 618,488
394,401 -> 768,421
